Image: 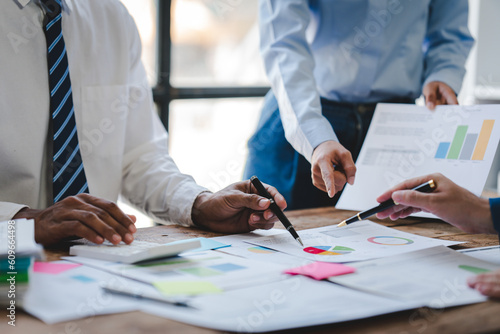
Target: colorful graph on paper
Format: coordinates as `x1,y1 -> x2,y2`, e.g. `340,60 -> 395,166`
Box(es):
435,120 -> 495,161
303,246 -> 355,256
247,246 -> 275,254
458,265 -> 490,274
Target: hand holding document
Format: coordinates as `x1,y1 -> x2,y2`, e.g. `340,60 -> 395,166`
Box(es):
337,104 -> 500,218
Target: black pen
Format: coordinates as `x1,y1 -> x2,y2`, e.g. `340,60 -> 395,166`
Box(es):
250,176 -> 304,247
337,179 -> 437,227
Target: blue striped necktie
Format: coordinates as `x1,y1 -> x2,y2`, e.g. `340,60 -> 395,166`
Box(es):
41,0 -> 89,203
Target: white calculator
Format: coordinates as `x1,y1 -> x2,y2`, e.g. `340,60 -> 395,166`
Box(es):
69,239 -> 201,264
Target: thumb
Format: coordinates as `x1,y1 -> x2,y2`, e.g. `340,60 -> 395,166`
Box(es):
392,190 -> 431,211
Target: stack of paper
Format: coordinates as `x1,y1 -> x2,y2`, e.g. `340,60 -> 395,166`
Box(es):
1,219 -> 43,309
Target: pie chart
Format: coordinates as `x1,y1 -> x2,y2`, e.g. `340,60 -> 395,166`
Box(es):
303,245 -> 355,256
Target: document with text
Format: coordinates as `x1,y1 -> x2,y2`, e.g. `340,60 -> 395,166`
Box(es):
337,104 -> 500,217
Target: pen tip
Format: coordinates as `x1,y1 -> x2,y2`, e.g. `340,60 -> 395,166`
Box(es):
297,238 -> 304,247
337,221 -> 347,227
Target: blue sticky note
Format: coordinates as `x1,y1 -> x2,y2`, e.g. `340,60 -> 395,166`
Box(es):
187,238 -> 231,252
71,275 -> 95,283
210,263 -> 246,272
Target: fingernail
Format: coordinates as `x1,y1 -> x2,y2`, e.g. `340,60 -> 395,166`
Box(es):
348,177 -> 355,185
112,234 -> 121,243
467,276 -> 477,285
124,233 -> 133,243
265,212 -> 275,220
129,224 -> 137,233
392,191 -> 402,202
259,199 -> 269,208
252,215 -> 261,222
95,236 -> 104,243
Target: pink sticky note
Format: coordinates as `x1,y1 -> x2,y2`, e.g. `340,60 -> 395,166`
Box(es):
34,262 -> 81,274
284,262 -> 356,280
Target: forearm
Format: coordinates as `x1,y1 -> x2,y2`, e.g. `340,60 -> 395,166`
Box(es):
260,0 -> 337,161
121,142 -> 207,227
423,0 -> 474,93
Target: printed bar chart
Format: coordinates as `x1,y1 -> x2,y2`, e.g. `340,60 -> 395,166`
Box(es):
447,125 -> 468,159
472,120 -> 495,160
435,120 -> 495,161
459,133 -> 479,160
435,142 -> 451,159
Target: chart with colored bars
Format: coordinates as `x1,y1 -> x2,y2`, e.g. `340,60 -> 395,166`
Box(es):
458,265 -> 490,274
303,246 -> 355,256
435,120 -> 495,161
247,246 -> 275,254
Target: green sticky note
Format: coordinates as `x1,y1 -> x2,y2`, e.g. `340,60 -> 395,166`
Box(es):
180,267 -> 221,277
153,281 -> 222,296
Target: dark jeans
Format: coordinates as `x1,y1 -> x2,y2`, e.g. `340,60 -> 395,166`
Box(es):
243,91 -> 412,210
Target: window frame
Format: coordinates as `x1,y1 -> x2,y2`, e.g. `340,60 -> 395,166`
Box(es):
152,0 -> 270,131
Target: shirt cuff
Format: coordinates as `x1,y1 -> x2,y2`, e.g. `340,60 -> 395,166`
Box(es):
154,183 -> 209,228
423,69 -> 464,96
0,202 -> 29,222
489,198 -> 500,235
300,118 -> 339,162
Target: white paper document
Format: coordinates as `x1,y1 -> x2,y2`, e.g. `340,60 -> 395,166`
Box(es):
329,246 -> 500,308
65,250 -> 287,292
140,276 -> 421,333
23,261 -> 141,324
212,229 -> 309,266
337,104 -> 500,217
245,220 -> 459,263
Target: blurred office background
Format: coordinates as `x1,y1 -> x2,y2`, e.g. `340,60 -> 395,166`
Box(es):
119,0 -> 500,227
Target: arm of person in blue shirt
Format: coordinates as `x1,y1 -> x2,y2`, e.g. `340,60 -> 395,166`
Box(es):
376,173 -> 500,298
422,0 -> 474,109
259,0 -> 356,198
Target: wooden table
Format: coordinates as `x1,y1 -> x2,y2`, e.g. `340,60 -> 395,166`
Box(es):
2,207 -> 499,334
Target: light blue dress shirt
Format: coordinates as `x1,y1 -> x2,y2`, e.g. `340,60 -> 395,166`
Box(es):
260,0 -> 474,161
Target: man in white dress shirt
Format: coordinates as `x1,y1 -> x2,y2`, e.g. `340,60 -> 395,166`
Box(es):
0,0 -> 286,246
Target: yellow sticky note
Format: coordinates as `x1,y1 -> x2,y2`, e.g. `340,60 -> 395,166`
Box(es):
153,281 -> 222,296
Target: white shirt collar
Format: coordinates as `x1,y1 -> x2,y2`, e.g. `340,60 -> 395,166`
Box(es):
14,0 -> 72,12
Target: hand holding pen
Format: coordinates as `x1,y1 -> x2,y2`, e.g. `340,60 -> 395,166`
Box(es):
337,179 -> 436,227
372,173 -> 496,235
251,176 -> 304,247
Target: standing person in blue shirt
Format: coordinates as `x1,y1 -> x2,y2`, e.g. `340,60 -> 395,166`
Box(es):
376,173 -> 500,298
244,0 -> 474,209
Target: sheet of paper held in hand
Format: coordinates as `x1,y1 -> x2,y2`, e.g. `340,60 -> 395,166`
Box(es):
336,103 -> 500,218
245,220 -> 460,263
